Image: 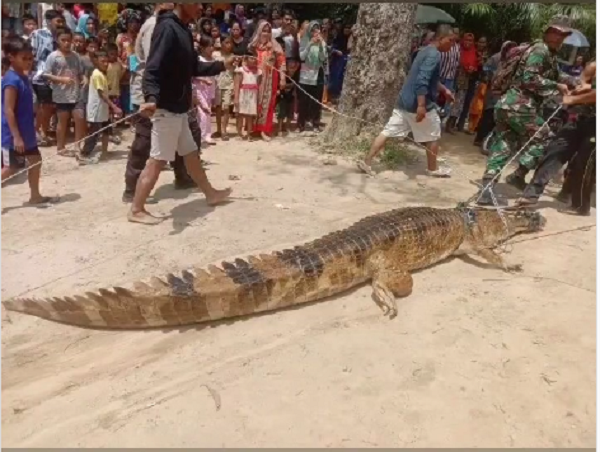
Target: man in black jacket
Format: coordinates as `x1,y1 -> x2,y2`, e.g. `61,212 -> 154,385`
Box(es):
129,3 -> 234,225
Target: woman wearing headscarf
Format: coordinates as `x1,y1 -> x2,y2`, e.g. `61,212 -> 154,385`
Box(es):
116,8 -> 142,120
297,20 -> 329,132
248,20 -> 286,141
445,33 -> 477,133
328,23 -> 351,102
473,40 -> 517,149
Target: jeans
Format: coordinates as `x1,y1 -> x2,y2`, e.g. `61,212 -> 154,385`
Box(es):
457,78 -> 477,131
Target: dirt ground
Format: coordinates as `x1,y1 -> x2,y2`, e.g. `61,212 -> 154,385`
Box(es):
1,122 -> 596,447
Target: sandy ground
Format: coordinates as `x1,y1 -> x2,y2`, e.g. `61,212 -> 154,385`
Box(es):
1,121 -> 596,447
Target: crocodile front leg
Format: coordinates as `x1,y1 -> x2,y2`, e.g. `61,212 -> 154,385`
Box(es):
366,252 -> 414,319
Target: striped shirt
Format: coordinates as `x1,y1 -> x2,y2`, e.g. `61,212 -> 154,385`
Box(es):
439,42 -> 460,81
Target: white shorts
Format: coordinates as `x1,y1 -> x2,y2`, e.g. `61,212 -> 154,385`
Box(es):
150,109 -> 198,162
381,108 -> 441,143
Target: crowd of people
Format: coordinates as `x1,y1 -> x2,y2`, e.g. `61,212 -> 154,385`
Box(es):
358,16 -> 595,216
0,3 -> 595,223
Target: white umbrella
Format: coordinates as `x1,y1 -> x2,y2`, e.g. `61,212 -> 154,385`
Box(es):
564,29 -> 590,48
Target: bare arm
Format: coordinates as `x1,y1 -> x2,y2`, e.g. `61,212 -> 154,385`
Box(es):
3,87 -> 24,150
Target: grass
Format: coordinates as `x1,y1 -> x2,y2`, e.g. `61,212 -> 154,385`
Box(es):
313,132 -> 420,170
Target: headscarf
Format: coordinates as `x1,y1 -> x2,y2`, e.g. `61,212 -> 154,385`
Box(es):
332,25 -> 350,54
117,8 -> 142,34
459,33 -> 478,70
299,21 -> 324,58
248,19 -> 283,55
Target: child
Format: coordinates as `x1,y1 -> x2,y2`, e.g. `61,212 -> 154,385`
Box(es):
73,32 -> 94,147
1,38 -> 56,204
213,37 -> 235,140
105,43 -> 124,144
210,24 -> 222,50
43,28 -> 86,156
276,57 -> 299,136
21,14 -> 38,44
194,36 -> 217,146
234,51 -> 262,140
79,50 -> 122,165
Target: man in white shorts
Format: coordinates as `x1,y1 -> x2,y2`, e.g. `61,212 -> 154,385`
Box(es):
130,3 -> 235,225
358,25 -> 455,178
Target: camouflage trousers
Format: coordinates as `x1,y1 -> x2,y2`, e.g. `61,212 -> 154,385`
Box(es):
484,106 -> 551,176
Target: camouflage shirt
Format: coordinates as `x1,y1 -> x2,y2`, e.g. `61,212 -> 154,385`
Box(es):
498,40 -> 572,112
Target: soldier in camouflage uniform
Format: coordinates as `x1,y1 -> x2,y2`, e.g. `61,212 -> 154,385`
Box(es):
477,16 -> 576,206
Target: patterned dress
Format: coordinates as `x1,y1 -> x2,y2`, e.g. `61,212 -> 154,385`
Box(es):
235,66 -> 261,116
253,44 -> 285,134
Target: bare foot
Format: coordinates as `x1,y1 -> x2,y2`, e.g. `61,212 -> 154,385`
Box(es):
205,187 -> 232,206
127,210 -> 164,225
26,195 -> 60,205
261,132 -> 271,142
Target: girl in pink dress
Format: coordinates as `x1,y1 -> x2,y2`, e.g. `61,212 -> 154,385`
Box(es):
194,36 -> 217,146
234,52 -> 262,139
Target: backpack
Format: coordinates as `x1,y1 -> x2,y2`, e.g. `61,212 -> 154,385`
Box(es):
490,43 -> 533,97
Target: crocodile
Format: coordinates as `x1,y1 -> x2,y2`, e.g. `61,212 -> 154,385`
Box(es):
2,206 -> 545,329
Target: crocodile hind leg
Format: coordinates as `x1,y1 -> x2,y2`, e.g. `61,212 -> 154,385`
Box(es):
367,252 -> 413,319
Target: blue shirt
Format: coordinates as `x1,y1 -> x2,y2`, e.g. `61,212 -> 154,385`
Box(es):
1,70 -> 37,151
397,45 -> 441,114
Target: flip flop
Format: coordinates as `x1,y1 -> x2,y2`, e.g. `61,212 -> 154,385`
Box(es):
356,160 -> 375,177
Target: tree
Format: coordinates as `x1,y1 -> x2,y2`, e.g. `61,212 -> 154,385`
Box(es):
321,3 -> 417,143
433,3 -> 596,51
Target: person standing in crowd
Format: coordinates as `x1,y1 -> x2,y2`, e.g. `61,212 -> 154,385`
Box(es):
279,10 -> 298,59
328,23 -> 351,103
515,60 -> 596,215
297,20 -> 328,133
230,20 -> 248,56
213,36 -> 235,140
475,16 -> 576,205
465,36 -> 489,134
2,37 -> 56,204
116,9 -> 141,122
43,28 -> 86,156
129,3 -> 233,225
249,20 -> 286,142
437,28 -> 460,119
79,50 -> 122,164
276,56 -> 299,135
194,35 -> 217,146
358,25 -> 455,178
234,51 -> 262,139
473,40 -> 517,149
31,9 -> 65,147
21,15 -> 38,44
445,32 -> 477,133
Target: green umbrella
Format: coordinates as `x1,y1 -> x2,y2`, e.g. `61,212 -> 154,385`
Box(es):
415,5 -> 456,25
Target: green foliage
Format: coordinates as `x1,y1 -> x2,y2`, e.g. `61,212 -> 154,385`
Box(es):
433,3 -> 595,52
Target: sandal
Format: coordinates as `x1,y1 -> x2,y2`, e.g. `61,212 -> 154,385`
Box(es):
356,160 -> 376,177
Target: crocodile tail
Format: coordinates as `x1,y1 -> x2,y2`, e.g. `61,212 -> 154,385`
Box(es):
1,250 -> 318,329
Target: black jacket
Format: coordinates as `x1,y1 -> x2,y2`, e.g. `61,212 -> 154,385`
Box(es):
143,11 -> 225,113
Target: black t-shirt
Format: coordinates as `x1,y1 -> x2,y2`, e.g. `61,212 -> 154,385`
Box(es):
232,37 -> 248,56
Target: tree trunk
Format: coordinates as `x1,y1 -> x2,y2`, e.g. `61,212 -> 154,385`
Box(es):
322,3 -> 417,143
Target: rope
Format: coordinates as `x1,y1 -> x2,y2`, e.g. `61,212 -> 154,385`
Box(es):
262,60 -> 482,187
1,110 -> 141,185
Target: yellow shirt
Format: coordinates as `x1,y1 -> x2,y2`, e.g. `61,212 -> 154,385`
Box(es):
87,69 -> 110,122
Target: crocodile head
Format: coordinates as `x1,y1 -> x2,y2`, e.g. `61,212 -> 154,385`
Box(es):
504,208 -> 547,234
469,207 -> 546,246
